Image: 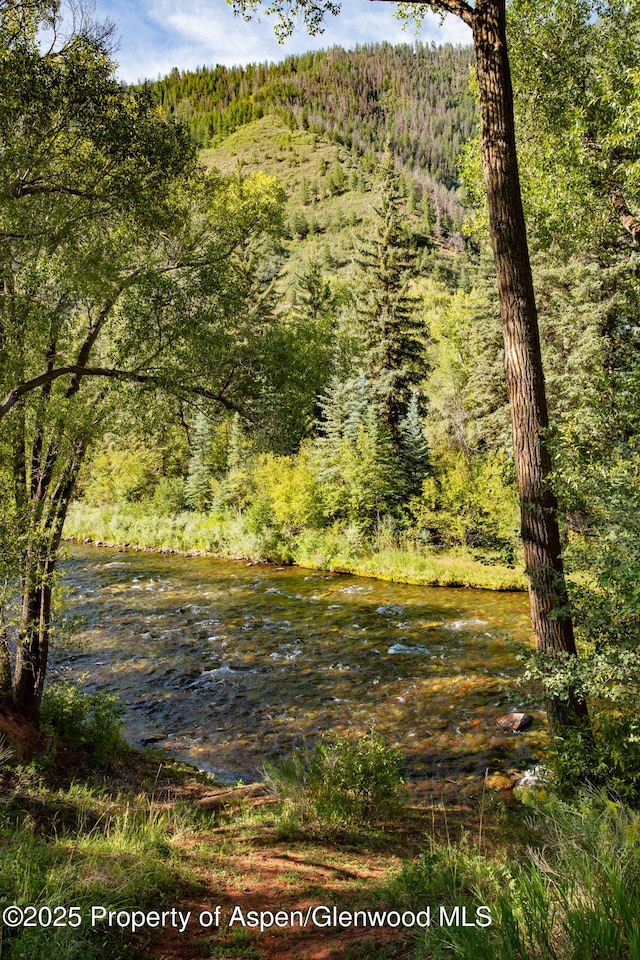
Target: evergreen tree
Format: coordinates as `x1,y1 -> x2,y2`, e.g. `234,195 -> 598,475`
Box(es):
316,373 -> 370,454
399,392 -> 430,499
293,260 -> 335,323
291,210 -> 309,238
217,413 -> 256,511
185,414 -> 214,510
327,161 -> 347,195
353,151 -> 428,446
314,373 -> 403,527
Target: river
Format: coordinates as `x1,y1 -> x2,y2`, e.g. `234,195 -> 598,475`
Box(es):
54,544 -> 544,797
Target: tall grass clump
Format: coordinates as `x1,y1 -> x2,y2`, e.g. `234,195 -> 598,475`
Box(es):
0,803 -> 186,960
264,733 -> 406,831
386,791 -> 640,960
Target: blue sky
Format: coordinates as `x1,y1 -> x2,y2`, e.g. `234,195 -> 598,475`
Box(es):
93,0 -> 472,83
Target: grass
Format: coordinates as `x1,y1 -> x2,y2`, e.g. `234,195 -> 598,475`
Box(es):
64,501 -> 526,592
382,790 -> 640,960
313,545 -> 525,591
0,789 -> 193,960
2,705 -> 638,960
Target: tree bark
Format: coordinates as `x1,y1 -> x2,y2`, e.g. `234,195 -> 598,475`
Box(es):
471,0 -> 588,728
13,560 -> 54,720
0,608 -> 12,694
12,439 -> 85,723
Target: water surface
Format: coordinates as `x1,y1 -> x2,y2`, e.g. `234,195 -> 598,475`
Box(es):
55,545 -> 544,796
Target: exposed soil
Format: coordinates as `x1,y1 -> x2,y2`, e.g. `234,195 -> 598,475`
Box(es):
0,701 -> 44,760
134,764 -> 510,960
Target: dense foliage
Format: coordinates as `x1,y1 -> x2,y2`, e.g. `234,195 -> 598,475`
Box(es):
2,4 -> 640,958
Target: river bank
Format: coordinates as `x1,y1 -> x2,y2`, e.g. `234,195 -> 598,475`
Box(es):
2,707 -> 636,960
0,719 -> 515,960
64,502 -> 527,592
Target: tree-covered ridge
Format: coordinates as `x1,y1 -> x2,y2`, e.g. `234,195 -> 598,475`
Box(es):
152,43 -> 476,191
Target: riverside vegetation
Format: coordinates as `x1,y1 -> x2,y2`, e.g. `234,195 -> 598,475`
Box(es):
2,697 -> 640,960
1,0 -> 640,956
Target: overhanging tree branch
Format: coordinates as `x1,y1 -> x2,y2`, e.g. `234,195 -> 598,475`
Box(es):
0,365 -> 255,421
373,0 -> 475,27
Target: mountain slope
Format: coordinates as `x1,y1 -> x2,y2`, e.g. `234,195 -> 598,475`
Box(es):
153,42 -> 476,203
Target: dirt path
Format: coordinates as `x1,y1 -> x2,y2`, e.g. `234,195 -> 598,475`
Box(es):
147,834 -> 406,960
138,776 -> 497,960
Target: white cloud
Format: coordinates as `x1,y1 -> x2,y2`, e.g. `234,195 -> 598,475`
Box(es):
97,0 -> 471,82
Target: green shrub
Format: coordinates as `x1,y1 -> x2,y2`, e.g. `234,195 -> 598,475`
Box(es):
151,476 -> 186,516
265,733 -> 406,829
250,446 -> 325,533
409,450 -> 519,556
81,443 -> 163,505
545,713 -> 640,805
40,684 -> 125,771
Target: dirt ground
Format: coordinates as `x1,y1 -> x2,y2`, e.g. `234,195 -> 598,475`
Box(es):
132,763 -> 509,960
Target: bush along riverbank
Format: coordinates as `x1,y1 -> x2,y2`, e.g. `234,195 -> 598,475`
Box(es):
64,501 -> 527,592
1,691 -> 638,960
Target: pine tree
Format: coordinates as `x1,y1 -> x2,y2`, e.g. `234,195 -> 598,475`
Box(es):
185,413 -> 214,510
353,151 -> 428,446
399,392 -> 430,499
221,413 -> 255,510
291,210 -> 309,239
314,373 -> 403,527
294,260 -> 334,323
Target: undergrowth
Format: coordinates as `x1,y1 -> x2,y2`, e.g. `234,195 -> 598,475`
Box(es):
39,683 -> 126,773
2,681 -> 637,960
384,790 -> 640,960
0,795 -> 194,960
65,502 -> 526,591
264,733 -> 406,832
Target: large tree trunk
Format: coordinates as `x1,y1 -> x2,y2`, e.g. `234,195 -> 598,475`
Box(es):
13,558 -> 54,721
472,0 -> 588,728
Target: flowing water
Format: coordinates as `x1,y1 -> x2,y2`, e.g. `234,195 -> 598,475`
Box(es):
54,544 -> 545,797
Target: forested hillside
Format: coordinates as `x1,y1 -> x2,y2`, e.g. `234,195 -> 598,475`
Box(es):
152,43 -> 476,219
151,48 -> 478,298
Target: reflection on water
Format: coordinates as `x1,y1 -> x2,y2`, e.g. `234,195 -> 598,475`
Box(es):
55,545 -> 545,796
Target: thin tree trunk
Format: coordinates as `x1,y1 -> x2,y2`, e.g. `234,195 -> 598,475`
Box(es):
0,607 -> 12,693
12,439 -> 85,723
472,0 -> 588,728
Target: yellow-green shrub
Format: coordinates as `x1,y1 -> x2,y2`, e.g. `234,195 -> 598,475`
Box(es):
249,443 -> 324,533
81,443 -> 163,504
410,450 -> 519,552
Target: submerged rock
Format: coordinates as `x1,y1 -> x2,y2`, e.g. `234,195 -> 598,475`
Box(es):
496,712 -> 533,732
141,732 -> 168,745
485,772 -> 514,791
